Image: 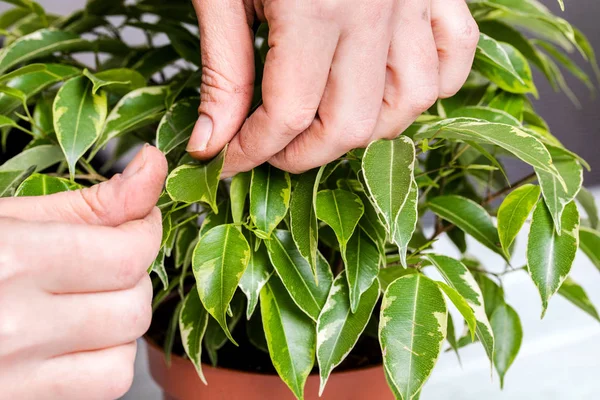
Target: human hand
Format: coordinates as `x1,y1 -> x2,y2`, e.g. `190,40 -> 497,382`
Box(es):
0,145 -> 167,400
186,0 -> 479,176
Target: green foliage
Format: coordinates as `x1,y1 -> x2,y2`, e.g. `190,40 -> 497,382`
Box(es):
0,1 -> 598,398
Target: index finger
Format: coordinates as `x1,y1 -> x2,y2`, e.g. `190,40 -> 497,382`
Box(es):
2,207 -> 163,294
221,9 -> 339,177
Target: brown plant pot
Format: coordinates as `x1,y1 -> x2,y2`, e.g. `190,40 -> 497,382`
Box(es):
145,338 -> 394,400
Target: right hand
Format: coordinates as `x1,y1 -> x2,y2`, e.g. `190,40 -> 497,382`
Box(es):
0,145 -> 167,400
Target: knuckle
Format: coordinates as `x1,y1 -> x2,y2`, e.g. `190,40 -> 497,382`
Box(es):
343,118 -> 377,149
271,155 -> 306,175
0,299 -> 24,358
236,133 -> 264,166
456,17 -> 480,50
78,183 -> 114,224
277,107 -> 317,134
439,83 -> 462,99
115,251 -> 143,289
200,65 -> 253,104
409,86 -> 439,114
307,0 -> 337,18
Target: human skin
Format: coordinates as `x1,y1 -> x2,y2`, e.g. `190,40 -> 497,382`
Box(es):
0,146 -> 168,399
186,0 -> 479,177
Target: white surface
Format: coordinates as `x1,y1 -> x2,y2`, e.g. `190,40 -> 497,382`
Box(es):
422,222 -> 600,399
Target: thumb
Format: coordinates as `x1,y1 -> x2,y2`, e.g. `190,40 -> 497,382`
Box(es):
186,0 -> 255,160
0,145 -> 168,226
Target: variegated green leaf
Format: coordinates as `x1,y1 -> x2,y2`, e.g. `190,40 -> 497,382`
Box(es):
247,310 -> 268,353
165,147 -> 226,212
476,274 -> 506,319
471,0 -> 578,56
204,292 -> 245,366
344,227 -> 380,313
179,287 -> 210,384
290,168 -> 320,275
94,86 -> 168,152
86,68 -> 145,96
230,171 -> 251,225
156,97 -> 198,154
535,146 -> 583,232
15,173 -> 81,196
315,189 -> 364,252
0,7 -> 31,31
199,200 -> 231,236
380,274 -> 447,400
434,281 -> 477,340
579,227 -> 600,271
426,254 -> 495,364
0,29 -> 87,74
527,200 -> 579,316
0,168 -> 33,197
174,222 -> 197,269
0,63 -> 80,115
449,105 -> 520,127
239,239 -> 273,319
0,144 -> 63,172
490,302 -> 522,388
576,187 -> 598,229
53,76 -> 107,179
260,275 -> 316,400
558,277 -> 599,322
497,184 -> 541,255
0,63 -> 46,85
428,195 -> 507,260
32,94 -> 53,138
317,273 -> 379,396
474,33 -> 523,83
415,118 -> 560,178
356,191 -> 387,251
475,34 -> 536,95
362,136 -> 415,235
393,176 -> 418,268
250,164 -> 291,239
378,266 -> 418,292
265,230 -> 332,321
151,248 -> 168,290
192,224 -> 250,345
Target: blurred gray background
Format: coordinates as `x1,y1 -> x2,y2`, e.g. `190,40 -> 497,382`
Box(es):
1,1 -> 598,399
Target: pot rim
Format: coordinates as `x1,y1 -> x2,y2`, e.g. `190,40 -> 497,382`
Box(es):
143,335 -> 384,377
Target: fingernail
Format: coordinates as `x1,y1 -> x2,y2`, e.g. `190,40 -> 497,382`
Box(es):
186,113 -> 213,153
123,143 -> 149,178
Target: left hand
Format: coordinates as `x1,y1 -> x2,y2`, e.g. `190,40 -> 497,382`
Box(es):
187,0 -> 479,176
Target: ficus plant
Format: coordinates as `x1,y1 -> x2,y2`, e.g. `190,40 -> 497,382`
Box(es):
0,0 -> 599,399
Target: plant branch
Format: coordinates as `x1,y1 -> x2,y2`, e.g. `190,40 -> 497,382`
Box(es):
49,173 -> 108,182
484,172 -> 537,204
